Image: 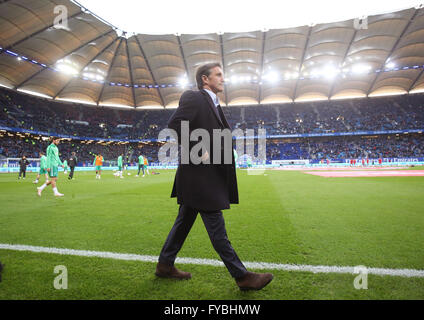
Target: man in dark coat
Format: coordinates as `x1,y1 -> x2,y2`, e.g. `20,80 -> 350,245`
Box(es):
68,152 -> 77,180
155,62 -> 273,291
18,155 -> 30,179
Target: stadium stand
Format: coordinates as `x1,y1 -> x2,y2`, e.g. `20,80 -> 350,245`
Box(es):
1,87 -> 424,163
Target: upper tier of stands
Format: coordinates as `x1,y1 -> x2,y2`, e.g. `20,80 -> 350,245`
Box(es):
1,88 -> 424,163
1,88 -> 424,141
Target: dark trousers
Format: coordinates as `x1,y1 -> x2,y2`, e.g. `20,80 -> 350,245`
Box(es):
159,205 -> 247,279
19,168 -> 26,178
138,164 -> 144,175
68,166 -> 75,179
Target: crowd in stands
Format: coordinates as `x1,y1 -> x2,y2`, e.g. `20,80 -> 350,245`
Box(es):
0,88 -> 174,140
1,87 -> 424,162
2,132 -> 423,165
226,95 -> 424,135
266,134 -> 424,160
2,88 -> 424,140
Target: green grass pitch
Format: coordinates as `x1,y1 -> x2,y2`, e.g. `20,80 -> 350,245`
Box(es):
0,168 -> 423,299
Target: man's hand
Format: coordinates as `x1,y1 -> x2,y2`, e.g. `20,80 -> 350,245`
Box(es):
47,168 -> 50,172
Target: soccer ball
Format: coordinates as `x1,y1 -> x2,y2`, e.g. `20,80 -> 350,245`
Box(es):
127,173 -> 131,176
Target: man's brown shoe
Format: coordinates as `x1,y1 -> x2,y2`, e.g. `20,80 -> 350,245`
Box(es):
236,271 -> 273,291
155,262 -> 192,280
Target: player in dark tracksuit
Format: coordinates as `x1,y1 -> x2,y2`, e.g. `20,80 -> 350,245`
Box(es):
18,156 -> 30,179
68,152 -> 77,180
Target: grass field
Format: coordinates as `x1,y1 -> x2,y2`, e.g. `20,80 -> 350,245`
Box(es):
0,167 -> 423,300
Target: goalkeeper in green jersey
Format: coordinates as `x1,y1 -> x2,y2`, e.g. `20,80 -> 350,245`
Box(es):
63,159 -> 68,174
117,153 -> 124,178
247,157 -> 252,168
33,151 -> 49,184
136,154 -> 144,177
37,137 -> 64,197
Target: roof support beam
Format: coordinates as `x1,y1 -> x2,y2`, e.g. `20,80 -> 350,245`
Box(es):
134,35 -> 165,107
53,35 -> 118,99
125,36 -> 137,107
293,27 -> 312,100
407,68 -> 424,92
366,9 -> 418,95
15,30 -> 115,90
219,34 -> 228,105
328,29 -> 358,98
257,31 -> 267,104
177,35 -> 189,80
96,37 -> 123,105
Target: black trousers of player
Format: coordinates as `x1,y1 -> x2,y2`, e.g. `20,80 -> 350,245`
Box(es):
137,164 -> 144,175
158,205 -> 247,279
18,168 -> 26,178
68,166 -> 75,179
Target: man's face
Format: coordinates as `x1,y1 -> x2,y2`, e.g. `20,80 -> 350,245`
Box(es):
203,67 -> 225,94
54,139 -> 60,145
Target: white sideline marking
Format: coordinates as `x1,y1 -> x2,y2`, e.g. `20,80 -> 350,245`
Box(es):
1,243 -> 423,278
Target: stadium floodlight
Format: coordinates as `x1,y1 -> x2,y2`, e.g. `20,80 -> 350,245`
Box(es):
283,72 -> 299,80
322,65 -> 340,80
230,75 -> 240,84
351,64 -> 372,74
385,62 -> 396,69
310,68 -> 322,78
178,75 -> 189,87
55,59 -> 79,76
263,71 -> 280,83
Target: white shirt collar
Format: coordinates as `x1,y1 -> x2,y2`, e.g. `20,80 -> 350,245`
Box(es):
204,88 -> 219,107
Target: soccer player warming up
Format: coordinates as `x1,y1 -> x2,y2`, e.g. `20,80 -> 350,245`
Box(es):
136,154 -> 144,177
63,159 -> 68,174
143,155 -> 149,176
117,153 -> 124,178
93,154 -> 104,179
33,151 -> 48,184
37,137 -> 64,197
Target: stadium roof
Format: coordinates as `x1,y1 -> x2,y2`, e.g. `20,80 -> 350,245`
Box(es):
0,0 -> 424,109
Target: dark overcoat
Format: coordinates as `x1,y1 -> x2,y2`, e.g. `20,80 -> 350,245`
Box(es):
168,89 -> 239,211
